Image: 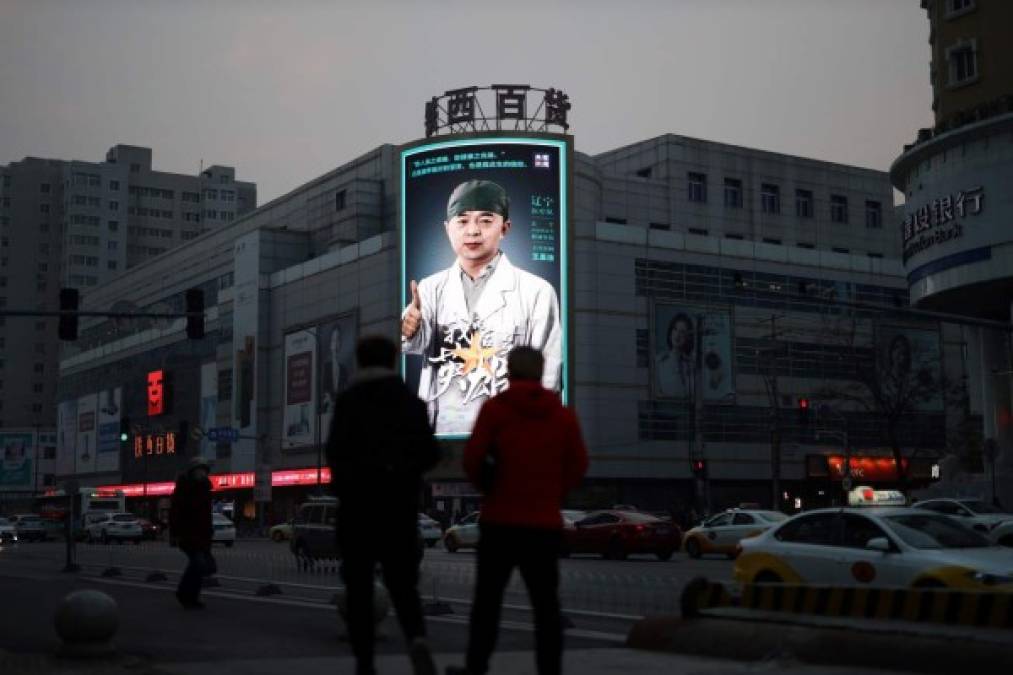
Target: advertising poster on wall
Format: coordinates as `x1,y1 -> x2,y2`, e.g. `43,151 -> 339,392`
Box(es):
283,330 -> 316,449
877,325 -> 944,411
400,136 -> 570,438
231,231 -> 261,472
57,399 -> 78,476
318,314 -> 357,438
199,363 -> 218,461
76,393 -> 98,474
96,387 -> 121,472
0,432 -> 33,491
652,304 -> 734,402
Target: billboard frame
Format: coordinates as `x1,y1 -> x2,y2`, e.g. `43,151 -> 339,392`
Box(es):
399,131 -> 574,440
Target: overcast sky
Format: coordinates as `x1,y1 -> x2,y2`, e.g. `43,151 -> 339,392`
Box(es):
0,0 -> 932,205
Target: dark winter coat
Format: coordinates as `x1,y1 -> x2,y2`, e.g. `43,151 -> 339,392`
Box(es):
326,368 -> 440,535
169,472 -> 213,551
464,380 -> 588,530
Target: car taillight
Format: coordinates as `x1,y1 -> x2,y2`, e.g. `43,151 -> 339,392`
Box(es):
634,524 -> 645,532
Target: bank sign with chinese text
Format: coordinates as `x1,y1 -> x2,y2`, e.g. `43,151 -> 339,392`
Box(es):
901,186 -> 983,264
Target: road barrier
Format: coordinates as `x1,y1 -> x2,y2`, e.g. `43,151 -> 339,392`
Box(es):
681,577 -> 1013,629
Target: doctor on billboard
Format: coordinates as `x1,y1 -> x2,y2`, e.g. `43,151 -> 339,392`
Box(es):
401,178 -> 562,436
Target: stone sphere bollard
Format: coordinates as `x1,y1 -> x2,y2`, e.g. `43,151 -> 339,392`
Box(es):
54,589 -> 119,657
335,581 -> 391,627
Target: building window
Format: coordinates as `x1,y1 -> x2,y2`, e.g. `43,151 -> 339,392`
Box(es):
604,217 -> 627,225
130,163 -> 140,173
34,343 -> 45,354
868,252 -> 884,259
832,247 -> 850,254
31,404 -> 42,413
32,383 -> 43,393
795,189 -> 813,218
725,233 -> 744,240
33,363 -> 44,374
335,190 -> 347,211
40,183 -> 50,193
797,242 -> 815,249
688,227 -> 708,236
39,203 -> 50,214
109,201 -> 119,211
40,222 -> 49,232
761,184 -> 780,214
762,237 -> 782,245
947,42 -> 977,85
830,195 -> 849,223
110,180 -> 120,191
687,172 -> 707,203
2,175 -> 9,188
946,0 -> 975,18
865,200 -> 882,229
648,222 -> 670,231
723,178 -> 742,208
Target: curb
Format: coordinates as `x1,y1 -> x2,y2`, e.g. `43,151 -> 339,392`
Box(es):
627,614 -> 1013,674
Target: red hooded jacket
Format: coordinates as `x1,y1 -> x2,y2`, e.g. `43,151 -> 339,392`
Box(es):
464,380 -> 588,530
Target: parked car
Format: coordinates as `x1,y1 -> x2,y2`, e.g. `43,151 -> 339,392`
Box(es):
0,517 -> 18,544
563,510 -> 681,560
562,510 -> 587,528
212,513 -> 236,547
290,497 -> 340,560
444,512 -> 480,553
269,519 -> 293,542
683,509 -> 789,559
84,512 -> 143,544
10,514 -> 47,542
912,498 -> 1013,546
418,513 -> 442,547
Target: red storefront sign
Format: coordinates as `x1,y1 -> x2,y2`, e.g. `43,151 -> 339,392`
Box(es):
147,370 -> 165,416
99,467 -> 332,497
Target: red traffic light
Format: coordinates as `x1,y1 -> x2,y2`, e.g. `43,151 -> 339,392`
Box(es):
798,397 -> 810,410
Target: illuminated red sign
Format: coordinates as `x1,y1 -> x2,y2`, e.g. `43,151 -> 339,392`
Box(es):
133,432 -> 176,459
827,456 -> 908,481
147,370 -> 164,416
99,467 -> 331,497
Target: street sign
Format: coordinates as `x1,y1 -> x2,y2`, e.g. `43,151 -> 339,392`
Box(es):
206,427 -> 240,443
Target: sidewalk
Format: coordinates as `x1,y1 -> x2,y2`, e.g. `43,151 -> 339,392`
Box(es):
1,648 -> 919,675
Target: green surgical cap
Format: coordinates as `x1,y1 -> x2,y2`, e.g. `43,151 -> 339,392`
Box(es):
446,180 -> 509,220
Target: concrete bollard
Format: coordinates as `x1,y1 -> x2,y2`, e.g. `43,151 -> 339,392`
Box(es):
54,589 -> 118,657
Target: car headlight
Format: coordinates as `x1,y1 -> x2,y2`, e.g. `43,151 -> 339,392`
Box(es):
967,571 -> 1013,586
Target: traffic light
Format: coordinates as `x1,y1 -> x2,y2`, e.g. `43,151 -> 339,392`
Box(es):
119,417 -> 130,443
59,288 -> 79,341
691,458 -> 707,478
797,397 -> 810,427
185,288 -> 204,340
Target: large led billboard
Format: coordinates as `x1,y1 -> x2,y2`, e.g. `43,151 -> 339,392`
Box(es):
400,136 -> 570,438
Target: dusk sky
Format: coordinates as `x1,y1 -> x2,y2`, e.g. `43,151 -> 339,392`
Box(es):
1,0 -> 933,205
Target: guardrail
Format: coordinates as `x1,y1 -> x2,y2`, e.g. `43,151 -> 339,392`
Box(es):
681,577 -> 1013,630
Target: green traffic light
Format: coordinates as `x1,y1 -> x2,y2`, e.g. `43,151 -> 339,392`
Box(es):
120,432 -> 129,442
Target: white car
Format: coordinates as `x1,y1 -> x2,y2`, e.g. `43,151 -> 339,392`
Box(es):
213,513 -> 236,547
912,498 -> 1013,547
735,506 -> 1013,592
418,514 -> 442,547
0,517 -> 18,544
444,512 -> 480,552
683,509 -> 788,559
85,512 -> 143,544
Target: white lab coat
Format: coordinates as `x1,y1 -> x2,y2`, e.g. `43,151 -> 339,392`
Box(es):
402,254 -> 562,435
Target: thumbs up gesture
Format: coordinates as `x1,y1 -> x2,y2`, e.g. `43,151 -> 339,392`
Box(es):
401,280 -> 422,339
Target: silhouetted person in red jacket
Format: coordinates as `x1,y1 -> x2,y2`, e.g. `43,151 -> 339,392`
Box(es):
447,347 -> 588,675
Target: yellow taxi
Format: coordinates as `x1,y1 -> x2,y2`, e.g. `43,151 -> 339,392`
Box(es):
683,509 -> 788,559
735,491 -> 1013,591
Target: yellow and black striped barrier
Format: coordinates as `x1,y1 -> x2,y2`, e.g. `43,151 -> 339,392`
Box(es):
681,577 -> 1013,630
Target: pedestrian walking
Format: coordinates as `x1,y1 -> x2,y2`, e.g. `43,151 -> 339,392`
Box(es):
169,456 -> 214,609
446,346 -> 589,675
326,335 -> 441,675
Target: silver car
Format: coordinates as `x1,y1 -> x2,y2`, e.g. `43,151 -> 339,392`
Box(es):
85,512 -> 143,544
0,517 -> 18,544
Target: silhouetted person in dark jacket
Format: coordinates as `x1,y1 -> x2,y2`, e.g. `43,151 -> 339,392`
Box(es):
326,335 -> 441,675
169,456 -> 213,609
